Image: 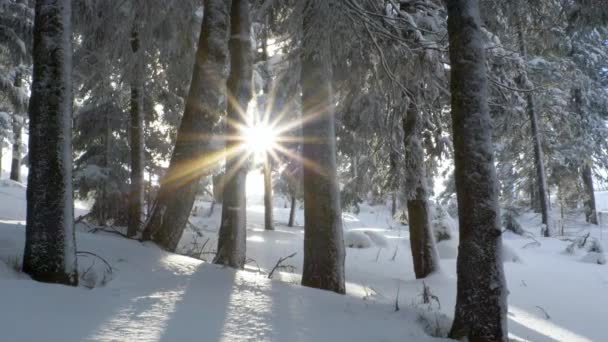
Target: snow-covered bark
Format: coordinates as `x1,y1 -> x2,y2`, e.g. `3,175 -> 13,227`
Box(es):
446,0 -> 507,340
128,26 -> 145,238
260,23 -> 274,232
300,0 -> 346,294
581,160 -> 598,225
23,0 -> 77,286
515,12 -> 551,235
213,0 -> 252,269
402,99 -> 439,279
141,0 -> 231,252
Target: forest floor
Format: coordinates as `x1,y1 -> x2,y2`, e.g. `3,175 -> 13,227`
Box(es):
1,173 -> 607,341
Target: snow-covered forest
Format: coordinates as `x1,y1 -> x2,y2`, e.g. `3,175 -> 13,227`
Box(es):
1,0 -> 607,341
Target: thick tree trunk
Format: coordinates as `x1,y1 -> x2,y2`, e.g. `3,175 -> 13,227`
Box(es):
141,0 -> 232,252
213,0 -> 252,269
128,27 -> 145,238
582,163 -> 598,224
10,70 -> 22,182
402,98 -> 440,279
288,193 -> 296,227
300,0 -> 346,294
516,7 -> 551,235
23,0 -> 78,286
446,0 -> 507,340
264,154 -> 274,230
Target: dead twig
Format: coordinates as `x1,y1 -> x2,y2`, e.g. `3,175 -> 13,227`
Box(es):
268,252 -> 297,279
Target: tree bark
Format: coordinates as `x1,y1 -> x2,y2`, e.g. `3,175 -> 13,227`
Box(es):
10,70 -> 23,182
402,98 -> 440,279
446,0 -> 507,340
23,0 -> 78,286
128,26 -> 145,238
141,0 -> 232,252
582,163 -> 598,224
515,4 -> 551,235
213,0 -> 252,269
288,193 -> 296,227
300,0 -> 346,294
264,154 -> 274,230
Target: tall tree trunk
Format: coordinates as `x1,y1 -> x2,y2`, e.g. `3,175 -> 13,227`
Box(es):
261,19 -> 274,231
141,0 -> 232,252
582,163 -> 598,224
300,0 -> 346,294
213,0 -> 252,269
288,193 -> 296,227
516,5 -> 551,235
128,26 -> 145,238
264,154 -> 274,230
10,70 -> 22,182
402,98 -> 440,279
23,0 -> 78,286
446,0 -> 507,340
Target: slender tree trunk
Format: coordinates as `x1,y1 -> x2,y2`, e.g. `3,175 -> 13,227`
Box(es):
402,98 -> 440,279
516,6 -> 551,235
582,163 -> 598,224
300,0 -> 346,294
10,70 -> 22,182
128,27 -> 145,238
446,0 -> 507,340
23,0 -> 78,286
264,154 -> 274,230
141,0 -> 232,252
213,0 -> 252,269
260,19 -> 274,231
288,193 -> 296,227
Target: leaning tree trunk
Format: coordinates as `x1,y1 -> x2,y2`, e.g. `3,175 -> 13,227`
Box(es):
23,0 -> 78,286
128,26 -> 145,238
214,0 -> 252,269
300,0 -> 346,294
141,0 -> 232,252
446,0 -> 507,340
402,98 -> 440,279
515,5 -> 551,236
10,70 -> 23,182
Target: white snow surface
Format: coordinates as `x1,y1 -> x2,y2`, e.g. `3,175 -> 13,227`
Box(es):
1,175 -> 608,341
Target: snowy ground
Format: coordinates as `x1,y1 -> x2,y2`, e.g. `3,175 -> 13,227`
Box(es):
1,171 -> 607,341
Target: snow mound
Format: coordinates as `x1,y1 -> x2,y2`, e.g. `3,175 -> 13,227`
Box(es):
344,230 -> 373,249
581,252 -> 606,265
436,240 -> 458,259
0,179 -> 26,189
502,244 -> 522,263
431,205 -> 455,242
363,230 -> 389,248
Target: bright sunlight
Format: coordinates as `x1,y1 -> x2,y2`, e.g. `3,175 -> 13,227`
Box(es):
243,122 -> 278,159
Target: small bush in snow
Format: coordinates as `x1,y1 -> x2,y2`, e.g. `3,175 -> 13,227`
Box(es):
502,207 -> 525,235
344,231 -> 373,249
431,204 -> 455,242
563,233 -> 605,265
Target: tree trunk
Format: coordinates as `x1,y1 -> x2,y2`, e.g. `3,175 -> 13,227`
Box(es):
516,5 -> 551,235
10,70 -> 22,182
300,0 -> 346,294
23,0 -> 78,286
402,98 -> 440,279
128,26 -> 145,238
446,0 -> 507,340
141,0 -> 232,252
582,163 -> 598,224
288,193 -> 296,227
264,154 -> 274,230
213,0 -> 252,269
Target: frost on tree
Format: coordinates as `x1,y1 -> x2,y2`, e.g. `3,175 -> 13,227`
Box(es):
141,0 -> 232,251
300,0 -> 346,294
214,0 -> 252,269
446,0 -> 507,340
23,0 -> 78,286
402,96 -> 440,279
